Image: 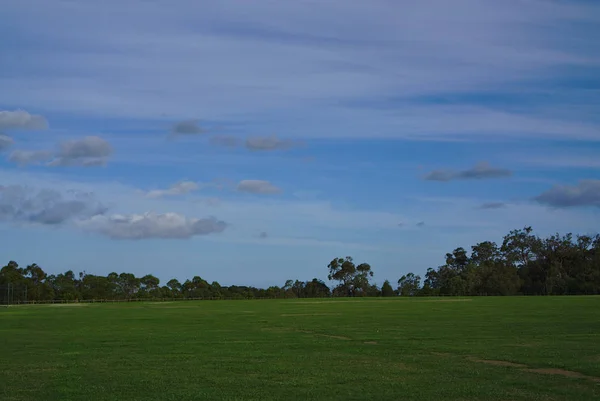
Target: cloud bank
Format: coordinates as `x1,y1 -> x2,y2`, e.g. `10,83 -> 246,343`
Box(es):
535,180 -> 600,208
0,185 -> 106,225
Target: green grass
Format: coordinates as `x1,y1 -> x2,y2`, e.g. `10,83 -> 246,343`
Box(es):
1,297 -> 599,401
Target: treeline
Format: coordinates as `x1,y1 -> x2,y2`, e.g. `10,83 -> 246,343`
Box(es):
1,227 -> 599,303
0,266 -> 332,302
399,227 -> 600,296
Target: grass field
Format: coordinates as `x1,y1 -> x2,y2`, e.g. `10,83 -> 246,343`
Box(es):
1,297 -> 599,401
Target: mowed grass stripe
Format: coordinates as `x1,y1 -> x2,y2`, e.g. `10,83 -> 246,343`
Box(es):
1,297 -> 599,401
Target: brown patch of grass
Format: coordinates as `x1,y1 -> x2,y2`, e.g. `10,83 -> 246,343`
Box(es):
260,327 -> 352,341
468,357 -> 600,383
364,341 -> 378,345
467,357 -> 527,368
524,368 -> 600,383
297,329 -> 352,341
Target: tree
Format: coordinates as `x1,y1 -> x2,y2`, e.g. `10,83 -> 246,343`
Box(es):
140,274 -> 160,298
292,280 -> 305,298
397,273 -> 421,296
0,261 -> 25,285
327,256 -> 373,297
381,280 -> 395,297
48,270 -> 80,300
166,278 -> 182,298
501,226 -> 541,268
303,279 -> 331,298
118,273 -> 140,299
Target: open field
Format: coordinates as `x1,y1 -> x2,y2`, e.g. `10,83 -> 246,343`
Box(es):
1,297 -> 599,401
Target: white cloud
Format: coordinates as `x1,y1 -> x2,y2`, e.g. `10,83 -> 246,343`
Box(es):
78,212 -> 227,239
535,180 -> 600,208
49,136 -> 112,167
0,110 -> 48,131
236,180 -> 282,194
0,184 -> 106,225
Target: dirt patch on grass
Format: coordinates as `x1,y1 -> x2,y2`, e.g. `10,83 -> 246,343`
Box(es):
364,341 -> 378,345
524,368 -> 600,383
468,357 -> 600,383
261,327 -> 352,341
297,330 -> 352,341
431,352 -> 453,357
468,357 -> 527,368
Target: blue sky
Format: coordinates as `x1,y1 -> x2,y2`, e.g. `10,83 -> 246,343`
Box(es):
1,0 -> 599,288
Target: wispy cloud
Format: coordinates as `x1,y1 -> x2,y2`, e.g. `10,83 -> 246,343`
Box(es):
2,1 -> 597,140
236,180 -> 282,194
478,202 -> 508,210
8,149 -> 54,166
245,135 -> 297,151
145,181 -> 200,198
424,162 -> 512,182
0,134 -> 14,151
